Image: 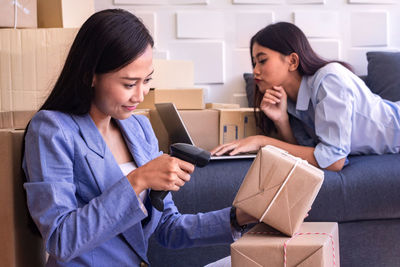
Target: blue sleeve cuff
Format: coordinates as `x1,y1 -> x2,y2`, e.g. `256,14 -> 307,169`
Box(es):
314,143 -> 349,168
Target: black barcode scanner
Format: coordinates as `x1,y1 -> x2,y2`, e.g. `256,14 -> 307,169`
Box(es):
149,143 -> 211,211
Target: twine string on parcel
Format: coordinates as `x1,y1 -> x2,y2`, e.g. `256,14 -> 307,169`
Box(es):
259,156 -> 307,222
248,231 -> 337,267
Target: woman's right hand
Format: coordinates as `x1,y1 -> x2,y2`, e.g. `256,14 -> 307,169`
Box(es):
127,154 -> 195,196
260,85 -> 288,123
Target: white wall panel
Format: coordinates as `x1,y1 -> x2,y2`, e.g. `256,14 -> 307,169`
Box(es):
349,0 -> 395,3
170,0 -> 208,4
351,12 -> 387,47
169,42 -> 225,84
177,12 -> 224,39
309,39 -> 340,60
235,12 -> 274,48
294,11 -> 339,38
288,0 -> 324,3
136,13 -> 156,42
233,49 -> 253,75
233,0 -> 282,4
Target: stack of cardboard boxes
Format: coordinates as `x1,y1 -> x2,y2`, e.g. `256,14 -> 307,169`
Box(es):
231,145 -> 340,266
134,59 -> 263,153
0,2 -> 94,266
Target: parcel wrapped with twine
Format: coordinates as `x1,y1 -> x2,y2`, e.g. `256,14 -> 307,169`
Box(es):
233,145 -> 324,236
231,222 -> 340,267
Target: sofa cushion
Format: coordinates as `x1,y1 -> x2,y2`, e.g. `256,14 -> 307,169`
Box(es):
366,51 -> 400,102
307,153 -> 400,222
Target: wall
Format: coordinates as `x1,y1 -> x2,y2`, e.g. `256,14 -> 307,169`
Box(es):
94,0 -> 400,106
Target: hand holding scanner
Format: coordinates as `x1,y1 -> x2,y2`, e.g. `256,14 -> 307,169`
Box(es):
149,143 -> 211,211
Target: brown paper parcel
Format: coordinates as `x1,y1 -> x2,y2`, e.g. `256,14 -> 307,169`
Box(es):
231,222 -> 340,267
233,145 -> 324,236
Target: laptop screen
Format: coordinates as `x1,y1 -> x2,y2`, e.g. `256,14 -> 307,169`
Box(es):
155,103 -> 195,145
154,102 -> 257,160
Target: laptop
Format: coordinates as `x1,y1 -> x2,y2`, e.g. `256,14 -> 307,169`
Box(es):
155,103 -> 256,160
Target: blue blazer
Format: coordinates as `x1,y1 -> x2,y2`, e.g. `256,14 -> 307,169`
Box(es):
23,110 -> 232,266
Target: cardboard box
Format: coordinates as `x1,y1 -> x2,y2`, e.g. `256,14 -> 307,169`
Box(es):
0,129 -> 46,267
0,111 -> 35,129
205,103 -> 240,109
233,145 -> 324,236
137,88 -> 204,110
149,109 -> 219,153
179,109 -> 219,151
0,0 -> 37,28
231,222 -> 340,267
218,108 -> 261,145
37,0 -> 94,28
0,28 -> 78,112
152,59 -> 194,89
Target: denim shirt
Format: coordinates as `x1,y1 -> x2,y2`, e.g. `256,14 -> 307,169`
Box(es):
23,110 -> 233,266
288,63 -> 400,168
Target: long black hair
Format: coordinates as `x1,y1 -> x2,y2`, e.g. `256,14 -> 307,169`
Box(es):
21,9 -> 154,234
41,8 -> 154,114
250,22 -> 352,135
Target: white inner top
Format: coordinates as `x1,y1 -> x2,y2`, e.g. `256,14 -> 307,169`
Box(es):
119,161 -> 148,216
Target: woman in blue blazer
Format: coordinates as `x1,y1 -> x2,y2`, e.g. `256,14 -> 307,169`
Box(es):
22,9 -> 254,266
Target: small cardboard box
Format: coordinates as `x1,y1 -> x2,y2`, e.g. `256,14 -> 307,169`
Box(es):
231,222 -> 340,267
137,88 -> 204,110
37,0 -> 94,28
0,129 -> 46,266
233,145 -> 324,236
218,108 -> 261,145
179,109 -> 219,151
0,0 -> 37,28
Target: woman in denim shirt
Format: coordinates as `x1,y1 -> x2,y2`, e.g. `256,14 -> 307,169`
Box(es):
212,22 -> 400,171
22,9 -> 254,266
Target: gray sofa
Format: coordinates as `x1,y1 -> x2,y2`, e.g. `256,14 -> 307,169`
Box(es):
148,51 -> 400,266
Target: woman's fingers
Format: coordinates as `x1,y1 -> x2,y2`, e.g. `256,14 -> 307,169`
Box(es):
263,88 -> 283,103
176,158 -> 195,175
210,143 -> 234,156
214,143 -> 238,156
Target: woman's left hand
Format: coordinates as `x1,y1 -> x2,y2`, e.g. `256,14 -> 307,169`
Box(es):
260,85 -> 289,124
210,135 -> 267,156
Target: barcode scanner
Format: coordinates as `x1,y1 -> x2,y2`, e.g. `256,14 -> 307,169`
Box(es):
149,143 -> 211,211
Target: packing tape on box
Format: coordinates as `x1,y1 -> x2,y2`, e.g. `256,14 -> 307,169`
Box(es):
248,231 -> 337,267
259,156 -> 307,222
11,0 -> 31,28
